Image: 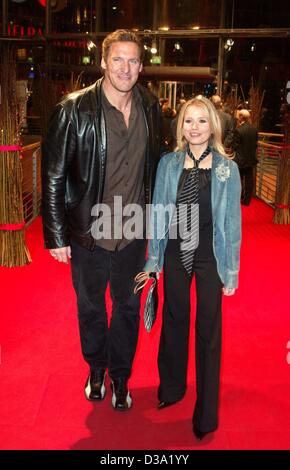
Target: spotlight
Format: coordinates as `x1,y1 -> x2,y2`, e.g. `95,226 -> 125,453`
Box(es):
151,41 -> 157,54
224,38 -> 234,51
226,38 -> 234,47
173,42 -> 183,53
87,41 -> 96,51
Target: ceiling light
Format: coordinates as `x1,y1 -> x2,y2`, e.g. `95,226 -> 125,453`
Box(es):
87,41 -> 96,51
226,38 -> 234,47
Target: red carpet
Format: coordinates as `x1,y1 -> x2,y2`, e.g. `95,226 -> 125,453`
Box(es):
0,198 -> 290,450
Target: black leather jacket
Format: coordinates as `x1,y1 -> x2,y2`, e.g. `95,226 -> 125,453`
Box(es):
42,78 -> 161,250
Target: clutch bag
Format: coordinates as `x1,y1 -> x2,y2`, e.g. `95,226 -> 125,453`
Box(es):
143,274 -> 158,332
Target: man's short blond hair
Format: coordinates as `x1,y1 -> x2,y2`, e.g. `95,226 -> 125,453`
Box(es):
211,95 -> 222,110
238,109 -> 251,122
102,29 -> 143,62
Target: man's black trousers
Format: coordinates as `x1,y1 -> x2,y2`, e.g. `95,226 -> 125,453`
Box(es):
71,238 -> 146,380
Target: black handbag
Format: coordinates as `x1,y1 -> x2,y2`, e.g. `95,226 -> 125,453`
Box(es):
134,272 -> 158,332
143,274 -> 158,332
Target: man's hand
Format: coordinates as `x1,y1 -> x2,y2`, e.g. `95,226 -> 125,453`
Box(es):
49,246 -> 71,264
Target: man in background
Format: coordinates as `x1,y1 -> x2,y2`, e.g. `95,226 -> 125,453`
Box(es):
211,94 -> 234,151
233,109 -> 258,206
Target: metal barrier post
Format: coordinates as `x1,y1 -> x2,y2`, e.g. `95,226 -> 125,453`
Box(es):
21,141 -> 42,226
256,145 -> 264,199
32,147 -> 39,219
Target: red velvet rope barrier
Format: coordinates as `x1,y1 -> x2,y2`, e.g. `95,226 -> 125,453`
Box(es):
275,204 -> 290,209
0,222 -> 25,230
0,145 -> 22,151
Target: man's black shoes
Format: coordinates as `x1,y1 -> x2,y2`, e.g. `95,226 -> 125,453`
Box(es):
84,371 -> 132,410
111,378 -> 132,411
84,368 -> 106,401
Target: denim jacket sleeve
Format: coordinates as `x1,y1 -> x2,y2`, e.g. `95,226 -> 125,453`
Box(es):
224,161 -> 242,288
143,157 -> 168,273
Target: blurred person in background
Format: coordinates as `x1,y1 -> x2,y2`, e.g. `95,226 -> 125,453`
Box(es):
233,109 -> 258,206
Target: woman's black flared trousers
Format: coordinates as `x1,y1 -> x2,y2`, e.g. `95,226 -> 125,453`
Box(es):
158,239 -> 223,432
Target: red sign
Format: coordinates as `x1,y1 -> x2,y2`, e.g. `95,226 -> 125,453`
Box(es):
8,24 -> 44,37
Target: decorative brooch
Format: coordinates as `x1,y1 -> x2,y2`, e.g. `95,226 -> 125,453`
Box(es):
215,163 -> 230,182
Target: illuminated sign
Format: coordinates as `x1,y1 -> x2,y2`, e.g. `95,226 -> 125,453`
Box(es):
8,24 -> 44,37
151,55 -> 162,65
8,24 -> 87,49
82,56 -> 90,65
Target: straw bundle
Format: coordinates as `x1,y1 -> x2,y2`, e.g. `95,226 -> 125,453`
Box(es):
32,66 -> 60,137
274,105 -> 290,224
0,45 -> 31,267
32,70 -> 83,138
224,90 -> 240,116
249,78 -> 265,130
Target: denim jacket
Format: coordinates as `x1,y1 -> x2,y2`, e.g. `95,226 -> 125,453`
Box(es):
144,149 -> 242,289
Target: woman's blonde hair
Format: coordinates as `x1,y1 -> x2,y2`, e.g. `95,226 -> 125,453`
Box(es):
176,95 -> 228,157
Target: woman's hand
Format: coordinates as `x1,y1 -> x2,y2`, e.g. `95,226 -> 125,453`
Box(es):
223,287 -> 236,296
134,271 -> 150,293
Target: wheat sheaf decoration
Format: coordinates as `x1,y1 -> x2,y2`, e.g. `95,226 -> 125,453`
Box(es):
0,45 -> 31,267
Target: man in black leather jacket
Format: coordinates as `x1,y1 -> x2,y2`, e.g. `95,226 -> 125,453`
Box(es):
42,29 -> 161,410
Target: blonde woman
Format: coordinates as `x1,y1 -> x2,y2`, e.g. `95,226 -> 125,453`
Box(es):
141,96 -> 241,440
